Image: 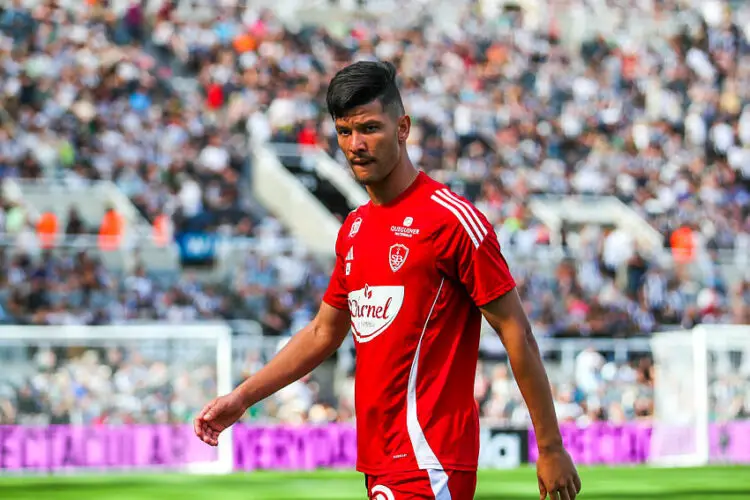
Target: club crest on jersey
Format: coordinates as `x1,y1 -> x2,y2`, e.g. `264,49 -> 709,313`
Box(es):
348,217 -> 362,238
388,244 -> 409,272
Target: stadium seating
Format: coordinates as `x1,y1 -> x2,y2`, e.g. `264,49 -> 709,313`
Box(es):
0,0 -> 748,427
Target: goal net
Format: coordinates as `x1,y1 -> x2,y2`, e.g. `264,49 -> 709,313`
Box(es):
0,324 -> 233,475
649,324 -> 750,467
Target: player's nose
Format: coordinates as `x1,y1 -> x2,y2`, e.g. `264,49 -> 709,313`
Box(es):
350,132 -> 368,153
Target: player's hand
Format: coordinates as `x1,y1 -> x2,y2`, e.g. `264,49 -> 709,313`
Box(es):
194,391 -> 246,447
536,446 -> 581,500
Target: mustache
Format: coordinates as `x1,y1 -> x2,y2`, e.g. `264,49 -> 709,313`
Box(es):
349,155 -> 374,163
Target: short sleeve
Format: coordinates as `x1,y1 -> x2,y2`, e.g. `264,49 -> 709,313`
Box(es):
432,190 -> 516,307
322,219 -> 351,311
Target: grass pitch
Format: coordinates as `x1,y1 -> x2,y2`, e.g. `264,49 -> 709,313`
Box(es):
0,466 -> 749,499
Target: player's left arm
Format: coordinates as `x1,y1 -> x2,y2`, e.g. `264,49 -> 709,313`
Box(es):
479,288 -> 562,450
480,290 -> 581,500
435,206 -> 564,453
432,189 -> 580,499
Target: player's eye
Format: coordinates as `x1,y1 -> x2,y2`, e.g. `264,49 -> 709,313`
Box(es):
337,129 -> 351,137
364,125 -> 379,133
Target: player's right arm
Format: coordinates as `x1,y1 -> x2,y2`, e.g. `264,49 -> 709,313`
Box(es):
194,303 -> 351,446
237,302 -> 351,409
195,218 -> 354,447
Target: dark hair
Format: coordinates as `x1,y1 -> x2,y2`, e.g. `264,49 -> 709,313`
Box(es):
326,61 -> 405,119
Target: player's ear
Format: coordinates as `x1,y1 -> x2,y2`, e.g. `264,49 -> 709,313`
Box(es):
397,114 -> 410,144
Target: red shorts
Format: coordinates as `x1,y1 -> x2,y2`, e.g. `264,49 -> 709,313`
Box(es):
365,469 -> 477,500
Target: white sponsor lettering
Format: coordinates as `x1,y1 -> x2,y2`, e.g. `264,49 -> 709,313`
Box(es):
348,285 -> 404,343
390,225 -> 420,238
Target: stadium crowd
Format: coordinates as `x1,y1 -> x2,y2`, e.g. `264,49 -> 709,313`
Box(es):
0,345 -> 218,425
1,0 -> 748,336
2,343 -> 749,426
0,0 -> 256,237
0,0 -> 749,426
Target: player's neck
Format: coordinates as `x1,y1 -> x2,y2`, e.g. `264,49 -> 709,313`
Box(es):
367,161 -> 419,207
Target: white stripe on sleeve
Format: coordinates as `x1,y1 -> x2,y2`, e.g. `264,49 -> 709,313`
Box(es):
438,189 -> 488,238
430,195 -> 480,248
435,189 -> 487,241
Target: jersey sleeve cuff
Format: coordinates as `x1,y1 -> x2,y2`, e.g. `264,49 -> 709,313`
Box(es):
322,297 -> 349,311
473,281 -> 517,308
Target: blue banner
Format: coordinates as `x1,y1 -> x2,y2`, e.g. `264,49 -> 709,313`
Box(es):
176,233 -> 217,263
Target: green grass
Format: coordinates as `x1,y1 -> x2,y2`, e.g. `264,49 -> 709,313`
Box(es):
0,466 -> 749,499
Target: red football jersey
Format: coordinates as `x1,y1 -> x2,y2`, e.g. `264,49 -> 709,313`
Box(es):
323,172 -> 516,475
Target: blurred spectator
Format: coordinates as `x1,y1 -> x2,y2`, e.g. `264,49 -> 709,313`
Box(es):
65,206 -> 88,236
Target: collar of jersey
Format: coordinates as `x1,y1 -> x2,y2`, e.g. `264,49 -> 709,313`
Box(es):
369,171 -> 426,211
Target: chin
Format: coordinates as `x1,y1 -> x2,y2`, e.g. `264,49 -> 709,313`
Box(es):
350,166 -> 381,185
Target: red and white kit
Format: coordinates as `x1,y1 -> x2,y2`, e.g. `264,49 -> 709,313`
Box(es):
323,172 -> 516,499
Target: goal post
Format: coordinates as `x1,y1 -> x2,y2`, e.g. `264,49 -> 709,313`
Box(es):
649,324 -> 750,467
0,323 -> 233,475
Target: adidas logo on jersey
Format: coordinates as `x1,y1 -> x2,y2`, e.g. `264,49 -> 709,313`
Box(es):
345,247 -> 354,276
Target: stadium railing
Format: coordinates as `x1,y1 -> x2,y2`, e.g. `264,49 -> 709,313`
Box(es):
0,233 -> 179,273
5,179 -> 150,236
0,228 -> 309,281
528,194 -> 664,255
477,332 -> 653,378
267,0 -> 433,31
527,194 -> 743,285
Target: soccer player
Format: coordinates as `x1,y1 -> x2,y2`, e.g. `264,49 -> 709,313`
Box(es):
195,61 -> 581,500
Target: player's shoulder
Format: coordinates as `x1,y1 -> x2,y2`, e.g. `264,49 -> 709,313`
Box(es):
423,179 -> 492,248
423,178 -> 490,227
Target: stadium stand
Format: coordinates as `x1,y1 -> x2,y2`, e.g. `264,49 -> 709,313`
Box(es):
0,0 -> 748,428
